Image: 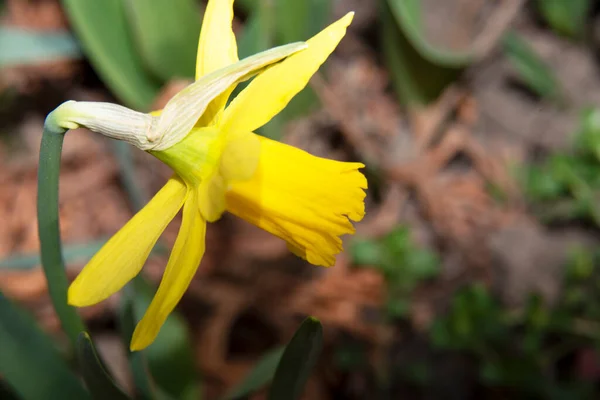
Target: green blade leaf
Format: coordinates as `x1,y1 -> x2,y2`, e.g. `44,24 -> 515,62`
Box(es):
130,278 -> 200,400
125,0 -> 201,81
77,332 -> 131,400
0,238 -> 167,270
111,140 -> 148,212
267,317 -> 323,400
275,0 -> 331,44
224,347 -> 284,400
536,0 -> 591,39
118,291 -> 162,400
502,31 -> 562,102
0,380 -> 20,400
234,0 -> 276,131
61,0 -> 161,110
271,0 -> 325,131
386,0 -> 474,66
0,292 -> 90,400
237,1 -> 274,59
0,27 -> 81,67
0,239 -> 108,270
235,0 -> 321,139
381,0 -> 461,105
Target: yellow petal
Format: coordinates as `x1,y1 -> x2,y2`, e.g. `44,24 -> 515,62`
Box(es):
152,42 -> 306,149
196,131 -> 261,222
196,0 -> 238,80
198,170 -> 227,222
195,0 -> 238,125
220,131 -> 261,181
131,189 -> 206,351
226,135 -> 367,267
68,176 -> 187,307
154,128 -> 261,223
220,12 -> 353,135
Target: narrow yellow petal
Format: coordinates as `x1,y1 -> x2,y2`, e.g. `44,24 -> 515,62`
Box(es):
196,0 -> 238,80
226,135 -> 367,267
153,42 -> 306,149
131,189 -> 206,351
220,12 -> 353,135
68,176 -> 187,307
195,0 -> 238,125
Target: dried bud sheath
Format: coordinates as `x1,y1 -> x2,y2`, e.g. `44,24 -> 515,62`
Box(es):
49,101 -> 158,150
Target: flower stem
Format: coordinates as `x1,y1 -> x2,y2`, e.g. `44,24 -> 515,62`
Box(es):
37,117 -> 86,348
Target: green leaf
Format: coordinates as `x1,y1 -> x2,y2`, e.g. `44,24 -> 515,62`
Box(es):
381,0 -> 462,105
522,165 -> 565,201
574,108 -> 600,160
536,0 -> 591,39
118,289 -> 161,400
382,227 -> 411,254
271,0 -> 325,129
237,0 -> 321,140
502,31 -> 562,102
0,238 -> 167,270
0,27 -> 81,67
404,249 -> 440,280
350,238 -> 383,266
111,141 -> 148,212
0,292 -> 90,400
274,0 -> 331,44
238,0 -> 275,58
234,0 -> 276,128
0,239 -> 108,270
0,380 -> 20,400
224,347 -> 284,400
386,298 -> 410,318
130,278 -> 200,400
267,317 -> 323,400
61,0 -> 161,110
386,0 -> 474,66
77,333 -> 131,400
125,0 -> 201,81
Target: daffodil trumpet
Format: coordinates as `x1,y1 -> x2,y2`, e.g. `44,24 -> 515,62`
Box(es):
46,0 -> 367,351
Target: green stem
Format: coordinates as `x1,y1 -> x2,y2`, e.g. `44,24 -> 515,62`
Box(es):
37,117 -> 86,348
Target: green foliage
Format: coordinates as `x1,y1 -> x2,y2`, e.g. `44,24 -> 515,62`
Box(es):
537,0 -> 591,39
502,31 -> 562,102
60,0 -> 199,110
77,333 -> 131,400
382,0 -> 466,106
224,347 -> 284,400
429,247 -> 600,396
223,318 -> 323,400
236,0 -> 329,139
0,293 -> 90,400
267,317 -> 323,400
351,227 -> 440,319
521,108 -> 600,225
126,0 -> 201,81
122,278 -> 200,400
0,27 -> 81,68
0,239 -> 108,270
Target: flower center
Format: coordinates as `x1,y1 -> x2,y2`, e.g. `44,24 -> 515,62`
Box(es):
151,127 -> 224,187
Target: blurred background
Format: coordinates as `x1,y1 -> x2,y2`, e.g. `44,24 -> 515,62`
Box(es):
2,0 -> 600,398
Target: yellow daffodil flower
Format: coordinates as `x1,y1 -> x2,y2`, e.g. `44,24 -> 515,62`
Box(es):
61,0 -> 366,351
